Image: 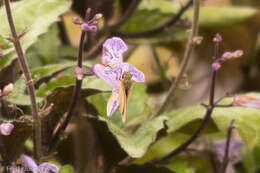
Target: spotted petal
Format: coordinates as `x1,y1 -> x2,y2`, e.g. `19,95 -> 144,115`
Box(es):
102,37 -> 128,66
91,64 -> 120,90
107,91 -> 119,117
108,63 -> 145,82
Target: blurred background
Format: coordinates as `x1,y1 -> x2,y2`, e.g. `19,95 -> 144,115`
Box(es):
62,0 -> 260,110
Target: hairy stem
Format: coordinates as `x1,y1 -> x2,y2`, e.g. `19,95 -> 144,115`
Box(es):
152,0 -> 200,118
3,0 -> 41,161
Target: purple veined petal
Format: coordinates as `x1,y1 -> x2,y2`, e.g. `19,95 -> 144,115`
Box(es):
233,94 -> 260,108
128,64 -> 145,82
20,154 -> 38,173
0,122 -> 14,135
91,64 -> 120,90
107,63 -> 145,82
107,90 -> 119,117
102,37 -> 127,66
38,162 -> 59,173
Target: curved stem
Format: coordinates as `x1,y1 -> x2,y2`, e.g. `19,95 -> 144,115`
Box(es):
152,0 -> 200,118
3,0 -> 41,161
112,0 -> 193,38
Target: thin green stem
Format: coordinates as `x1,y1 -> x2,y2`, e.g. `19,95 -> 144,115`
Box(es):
152,0 -> 200,118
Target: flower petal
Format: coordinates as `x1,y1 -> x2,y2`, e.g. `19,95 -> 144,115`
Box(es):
91,64 -> 120,90
20,154 -> 38,173
107,91 -> 119,117
128,64 -> 145,82
233,94 -> 260,108
102,37 -> 127,66
38,162 -> 59,173
0,122 -> 14,135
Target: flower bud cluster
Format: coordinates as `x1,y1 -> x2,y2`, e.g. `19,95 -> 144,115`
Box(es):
211,33 -> 243,71
73,12 -> 103,32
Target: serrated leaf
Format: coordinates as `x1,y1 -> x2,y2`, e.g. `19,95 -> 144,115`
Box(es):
0,0 -> 71,69
59,165 -> 75,173
88,83 -> 168,158
165,93 -> 260,149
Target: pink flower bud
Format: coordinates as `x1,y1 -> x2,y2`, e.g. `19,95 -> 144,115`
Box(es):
0,122 -> 14,135
212,61 -> 221,71
233,50 -> 243,58
75,67 -> 84,80
213,33 -> 222,42
3,83 -> 13,95
81,23 -> 89,31
89,25 -> 97,32
221,52 -> 232,60
73,17 -> 81,24
95,13 -> 103,20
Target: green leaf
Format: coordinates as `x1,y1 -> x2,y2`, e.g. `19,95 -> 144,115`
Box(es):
164,160 -> 195,173
120,9 -> 187,43
88,83 -> 168,158
134,133 -> 189,164
165,93 -> 260,149
59,165 -> 75,173
6,78 -> 42,105
31,62 -> 73,81
0,0 -> 71,69
36,67 -> 111,98
138,0 -> 258,27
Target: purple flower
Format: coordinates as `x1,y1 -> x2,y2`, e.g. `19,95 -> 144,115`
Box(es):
101,37 -> 128,66
213,33 -> 222,42
211,61 -> 221,71
74,66 -> 84,80
221,50 -> 243,61
232,94 -> 260,108
91,37 -> 145,121
215,139 -> 243,173
21,154 -> 59,173
0,122 -> 14,135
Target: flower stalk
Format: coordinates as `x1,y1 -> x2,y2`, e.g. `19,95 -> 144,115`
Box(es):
49,8 -> 101,152
153,0 -> 200,118
3,0 -> 41,161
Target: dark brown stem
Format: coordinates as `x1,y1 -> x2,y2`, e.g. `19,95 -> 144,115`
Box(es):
3,0 -> 41,161
148,106 -> 213,164
49,32 -> 86,152
111,0 -> 193,38
220,119 -> 235,173
152,0 -> 199,118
